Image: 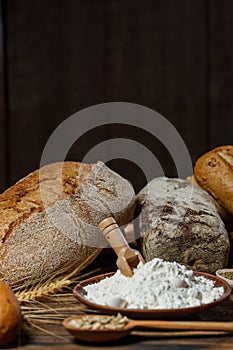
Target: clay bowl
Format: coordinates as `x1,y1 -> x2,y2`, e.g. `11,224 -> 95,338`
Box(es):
216,269 -> 233,288
73,271 -> 231,320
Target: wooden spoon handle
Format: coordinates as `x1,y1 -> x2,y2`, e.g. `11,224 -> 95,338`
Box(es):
131,319 -> 233,332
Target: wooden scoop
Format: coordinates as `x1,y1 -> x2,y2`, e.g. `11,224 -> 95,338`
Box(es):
63,314 -> 233,343
99,217 -> 145,277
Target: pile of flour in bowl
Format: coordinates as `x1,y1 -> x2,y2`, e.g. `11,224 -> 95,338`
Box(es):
84,258 -> 224,309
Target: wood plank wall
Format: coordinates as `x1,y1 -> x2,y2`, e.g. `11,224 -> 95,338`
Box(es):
0,0 -> 7,190
0,0 -> 232,193
209,0 -> 233,147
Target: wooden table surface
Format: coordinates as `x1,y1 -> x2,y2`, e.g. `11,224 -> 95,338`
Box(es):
12,323 -> 233,350
8,291 -> 233,349
5,253 -> 233,350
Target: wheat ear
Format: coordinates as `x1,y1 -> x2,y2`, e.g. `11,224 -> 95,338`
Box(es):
15,277 -> 71,302
14,251 -> 101,302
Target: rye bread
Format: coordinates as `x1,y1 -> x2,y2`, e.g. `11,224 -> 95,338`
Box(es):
137,177 -> 229,273
187,174 -> 233,232
0,161 -> 135,288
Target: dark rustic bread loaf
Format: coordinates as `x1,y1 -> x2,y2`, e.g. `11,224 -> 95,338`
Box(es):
137,177 -> 229,273
0,281 -> 21,346
0,161 -> 135,288
187,174 -> 233,232
229,232 -> 233,266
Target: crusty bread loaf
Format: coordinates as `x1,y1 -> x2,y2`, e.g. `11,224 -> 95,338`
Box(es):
0,281 -> 21,346
0,161 -> 135,288
187,174 -> 230,219
228,231 -> 233,266
137,177 -> 229,273
187,174 -> 233,232
194,145 -> 233,215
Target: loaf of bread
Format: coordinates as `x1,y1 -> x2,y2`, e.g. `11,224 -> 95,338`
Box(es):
0,281 -> 21,346
0,161 -> 135,288
187,174 -> 233,231
137,177 -> 229,273
194,145 -> 233,215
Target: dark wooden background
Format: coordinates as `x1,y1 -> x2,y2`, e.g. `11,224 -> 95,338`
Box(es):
0,0 -> 232,193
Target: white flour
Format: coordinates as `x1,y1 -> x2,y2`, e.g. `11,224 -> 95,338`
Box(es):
84,258 -> 224,309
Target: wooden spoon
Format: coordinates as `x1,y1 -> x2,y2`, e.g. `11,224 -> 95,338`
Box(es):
63,314 -> 233,343
99,217 -> 145,277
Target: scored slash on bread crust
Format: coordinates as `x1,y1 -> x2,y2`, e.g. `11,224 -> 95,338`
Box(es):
186,174 -> 233,230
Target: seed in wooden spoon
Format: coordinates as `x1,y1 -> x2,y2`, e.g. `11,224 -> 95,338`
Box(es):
68,314 -> 128,330
220,272 -> 233,280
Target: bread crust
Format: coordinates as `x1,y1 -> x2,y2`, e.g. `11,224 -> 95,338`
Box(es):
194,145 -> 233,215
0,281 -> 21,346
0,161 -> 135,287
187,174 -> 233,231
138,177 -> 229,273
0,162 -> 81,247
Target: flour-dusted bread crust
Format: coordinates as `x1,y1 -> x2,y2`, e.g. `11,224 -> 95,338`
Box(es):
0,161 -> 135,288
194,145 -> 233,215
137,177 -> 229,273
187,174 -> 233,232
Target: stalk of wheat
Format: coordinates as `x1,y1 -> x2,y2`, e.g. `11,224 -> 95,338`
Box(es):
15,262 -> 101,337
15,278 -> 72,302
13,251 -> 100,302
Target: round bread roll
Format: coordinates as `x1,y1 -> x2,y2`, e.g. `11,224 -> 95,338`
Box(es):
0,281 -> 21,346
194,145 -> 233,215
137,177 -> 230,273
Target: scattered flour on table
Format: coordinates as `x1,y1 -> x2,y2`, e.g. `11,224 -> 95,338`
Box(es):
84,258 -> 224,309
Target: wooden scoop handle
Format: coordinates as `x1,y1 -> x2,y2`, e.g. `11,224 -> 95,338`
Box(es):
99,217 -> 129,255
99,217 -> 145,277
